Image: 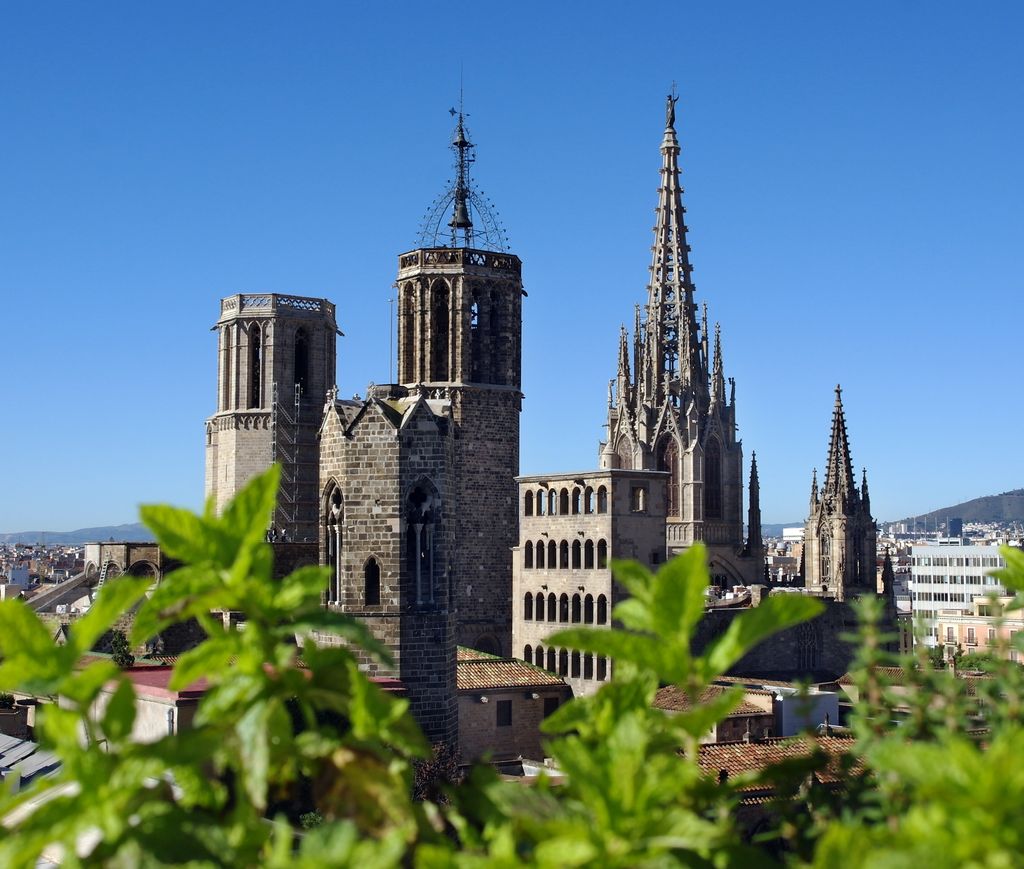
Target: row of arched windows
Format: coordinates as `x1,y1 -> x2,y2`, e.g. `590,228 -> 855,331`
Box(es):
523,592 -> 608,625
525,485 -> 608,517
523,539 -> 608,570
524,645 -> 608,681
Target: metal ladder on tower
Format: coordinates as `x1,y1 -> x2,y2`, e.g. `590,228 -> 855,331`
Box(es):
97,561 -> 112,588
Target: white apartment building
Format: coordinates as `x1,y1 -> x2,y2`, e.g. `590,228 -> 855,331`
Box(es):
910,538 -> 1008,647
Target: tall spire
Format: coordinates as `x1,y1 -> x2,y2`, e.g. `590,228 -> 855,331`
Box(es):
616,324 -> 631,409
747,451 -> 763,553
640,92 -> 705,410
810,467 -> 819,509
822,385 -> 856,506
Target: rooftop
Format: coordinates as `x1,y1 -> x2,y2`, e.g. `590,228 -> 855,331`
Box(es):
457,647 -> 566,692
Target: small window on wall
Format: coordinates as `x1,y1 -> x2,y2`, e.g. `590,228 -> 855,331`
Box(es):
497,700 -> 512,727
630,486 -> 647,512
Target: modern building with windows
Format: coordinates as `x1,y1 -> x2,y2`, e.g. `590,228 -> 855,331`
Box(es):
909,539 -> 1008,648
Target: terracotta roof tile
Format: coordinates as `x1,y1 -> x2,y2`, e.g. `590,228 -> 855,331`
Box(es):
698,735 -> 858,784
653,684 -> 768,717
457,648 -> 566,692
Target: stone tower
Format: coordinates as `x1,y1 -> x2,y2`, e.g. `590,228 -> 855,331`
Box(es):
803,386 -> 877,600
205,293 -> 338,541
601,95 -> 762,586
394,109 -> 523,655
319,389 -> 459,746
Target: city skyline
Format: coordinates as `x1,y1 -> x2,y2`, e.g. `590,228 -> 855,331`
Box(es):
3,2 -> 1022,530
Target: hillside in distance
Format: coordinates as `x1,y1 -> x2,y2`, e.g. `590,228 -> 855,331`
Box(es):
0,523 -> 156,546
890,489 -> 1024,527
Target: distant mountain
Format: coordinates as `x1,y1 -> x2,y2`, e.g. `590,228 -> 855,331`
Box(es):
0,523 -> 155,546
888,489 -> 1024,528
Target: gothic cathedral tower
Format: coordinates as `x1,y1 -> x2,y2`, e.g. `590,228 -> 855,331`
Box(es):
803,386 -> 877,600
395,110 -> 523,656
205,294 -> 338,541
602,95 -> 762,586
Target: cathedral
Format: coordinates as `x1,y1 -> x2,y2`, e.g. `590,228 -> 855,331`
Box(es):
202,94 -> 883,740
600,95 -> 763,587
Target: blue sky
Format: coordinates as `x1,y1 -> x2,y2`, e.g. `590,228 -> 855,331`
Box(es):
2,2 -> 1022,530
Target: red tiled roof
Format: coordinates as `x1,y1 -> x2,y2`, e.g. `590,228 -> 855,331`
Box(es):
653,684 -> 768,717
698,735 -> 858,784
457,647 -> 566,692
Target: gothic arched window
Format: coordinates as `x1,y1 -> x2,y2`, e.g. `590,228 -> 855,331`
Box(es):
536,593 -> 545,621
248,325 -> 262,409
536,540 -> 545,569
584,540 -> 595,569
325,485 -> 343,604
406,481 -> 439,605
524,593 -> 533,621
294,328 -> 309,397
559,540 -> 569,569
429,280 -> 450,381
572,487 -> 582,514
364,557 -> 381,607
559,594 -> 569,623
597,486 -> 609,514
547,540 -> 557,567
584,594 -> 594,623
572,594 -> 581,623
658,437 -> 680,518
559,488 -> 570,515
524,491 -> 534,516
400,282 -> 416,383
704,438 -> 723,520
571,540 -> 581,568
597,594 -> 608,624
597,539 -> 608,569
524,541 -> 534,569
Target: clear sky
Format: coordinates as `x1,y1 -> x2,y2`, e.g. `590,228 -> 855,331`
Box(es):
2,2 -> 1022,531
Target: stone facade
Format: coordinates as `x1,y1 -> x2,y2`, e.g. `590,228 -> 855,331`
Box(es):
803,387 -> 877,601
318,385 -> 458,745
395,247 -> 523,656
205,293 -> 339,542
600,96 -> 763,587
512,469 -> 667,697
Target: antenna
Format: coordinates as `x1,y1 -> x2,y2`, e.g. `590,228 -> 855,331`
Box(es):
388,296 -> 395,383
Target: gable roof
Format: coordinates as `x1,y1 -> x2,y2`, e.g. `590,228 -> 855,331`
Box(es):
457,647 -> 567,692
654,684 -> 770,717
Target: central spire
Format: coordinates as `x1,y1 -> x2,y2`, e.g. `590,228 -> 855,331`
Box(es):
822,385 -> 856,505
642,92 -> 705,409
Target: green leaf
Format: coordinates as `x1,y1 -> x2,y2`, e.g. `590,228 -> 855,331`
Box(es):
169,633 -> 243,691
70,577 -> 150,656
664,686 -> 744,740
139,503 -> 219,564
700,594 -> 824,680
273,565 -> 331,612
287,611 -> 391,665
60,659 -> 119,706
131,564 -> 224,642
101,677 -> 137,744
220,464 -> 280,549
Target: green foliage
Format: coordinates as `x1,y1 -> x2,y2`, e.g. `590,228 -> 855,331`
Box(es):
1,465 -> 1020,867
109,629 -> 135,670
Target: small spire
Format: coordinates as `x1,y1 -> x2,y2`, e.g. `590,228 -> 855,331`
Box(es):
747,451 -> 762,553
810,467 -> 819,507
710,322 -> 725,404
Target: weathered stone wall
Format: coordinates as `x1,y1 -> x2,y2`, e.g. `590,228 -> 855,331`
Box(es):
458,686 -> 569,761
318,395 -> 458,745
205,294 -> 338,542
693,597 -> 859,679
449,386 -> 519,656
